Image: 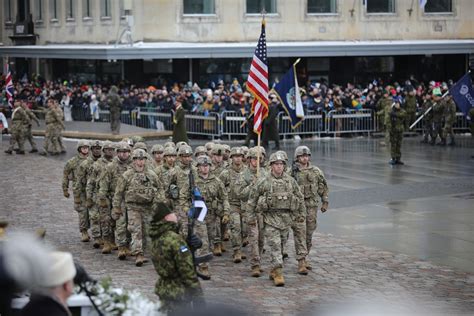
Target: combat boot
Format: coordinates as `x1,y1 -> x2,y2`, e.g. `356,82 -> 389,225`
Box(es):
93,238 -> 103,249
269,268 -> 276,280
17,150 -> 25,155
111,241 -> 118,250
39,151 -> 47,156
242,237 -> 249,247
117,246 -> 127,260
241,252 -> 247,259
306,261 -> 313,270
223,231 -> 230,241
102,240 -> 112,254
198,265 -> 211,280
298,259 -> 309,275
395,159 -> 404,165
251,265 -> 261,278
81,230 -> 90,242
388,158 -> 397,165
273,268 -> 285,287
29,148 -> 38,153
220,242 -> 226,252
135,254 -> 144,267
233,250 -> 242,263
212,243 -> 222,256
4,149 -> 12,154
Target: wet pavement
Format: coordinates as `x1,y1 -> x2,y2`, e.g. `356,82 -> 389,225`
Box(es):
1,129 -> 474,314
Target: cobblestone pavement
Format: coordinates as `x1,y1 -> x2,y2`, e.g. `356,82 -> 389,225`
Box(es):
1,136 -> 474,315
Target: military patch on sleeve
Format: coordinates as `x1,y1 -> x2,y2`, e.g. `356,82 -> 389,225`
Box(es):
180,245 -> 189,253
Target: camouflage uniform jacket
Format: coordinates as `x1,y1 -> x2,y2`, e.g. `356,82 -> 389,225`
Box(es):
97,156 -> 132,201
293,163 -> 329,208
195,173 -> 230,218
432,100 -> 445,124
149,220 -> 203,309
388,108 -> 407,133
443,98 -> 457,125
175,163 -> 198,209
247,172 -> 305,230
422,99 -> 434,122
73,155 -> 101,197
241,167 -> 267,202
154,164 -> 175,198
404,95 -> 417,116
10,107 -> 30,132
210,161 -> 226,178
63,154 -> 88,195
219,163 -> 247,206
376,96 -> 392,116
23,107 -> 39,127
45,107 -> 63,127
86,156 -> 112,202
113,165 -> 164,208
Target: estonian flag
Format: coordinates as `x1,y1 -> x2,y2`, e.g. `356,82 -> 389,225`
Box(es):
272,59 -> 305,129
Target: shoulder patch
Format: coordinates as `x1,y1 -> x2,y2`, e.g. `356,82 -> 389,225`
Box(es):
180,245 -> 189,253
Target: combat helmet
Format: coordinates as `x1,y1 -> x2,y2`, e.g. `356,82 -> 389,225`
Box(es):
222,144 -> 231,153
116,141 -> 132,152
178,144 -> 193,156
133,142 -> 148,152
194,146 -> 207,157
294,146 -> 311,159
230,147 -> 245,157
151,144 -> 164,154
247,147 -> 265,159
163,146 -> 177,156
275,150 -> 288,162
130,135 -> 146,146
176,141 -> 188,150
76,139 -> 90,151
164,141 -> 176,148
196,155 -> 212,166
90,140 -> 103,149
211,144 -> 224,156
241,146 -> 249,156
205,142 -> 215,152
269,151 -> 287,164
132,148 -> 147,159
102,141 -> 115,151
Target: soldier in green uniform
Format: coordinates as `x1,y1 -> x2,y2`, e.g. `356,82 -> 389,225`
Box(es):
442,94 -> 457,146
376,89 -> 392,133
113,149 -> 164,266
21,100 -> 40,153
40,98 -> 64,156
149,202 -> 204,313
74,140 -> 103,248
420,93 -> 433,143
430,88 -> 445,145
219,147 -> 248,263
247,152 -> 305,286
172,97 -> 188,143
5,100 -> 30,155
107,86 -> 122,135
404,87 -> 417,130
63,140 -> 90,242
87,141 -> 116,254
388,97 -> 407,165
98,141 -> 132,260
292,146 -> 329,270
194,155 -> 230,278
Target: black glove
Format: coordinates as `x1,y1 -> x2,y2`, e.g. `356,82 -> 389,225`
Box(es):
187,234 -> 203,251
2,128 -> 8,135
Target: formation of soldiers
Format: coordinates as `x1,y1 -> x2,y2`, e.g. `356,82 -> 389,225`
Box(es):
62,137 -> 329,286
4,97 -> 67,156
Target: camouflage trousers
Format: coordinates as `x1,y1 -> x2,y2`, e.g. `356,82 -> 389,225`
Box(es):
43,124 -> 62,154
305,206 -> 318,254
229,204 -> 246,250
431,122 -> 445,143
25,126 -> 37,150
175,205 -> 190,238
289,216 -> 308,261
7,126 -> 26,151
110,110 -> 121,135
443,122 -> 455,143
195,220 -> 211,268
264,224 -> 289,269
248,212 -> 264,268
73,191 -> 89,232
127,205 -> 152,256
205,209 -> 221,246
389,130 -> 403,159
98,199 -> 114,240
89,203 -> 101,239
115,201 -> 129,247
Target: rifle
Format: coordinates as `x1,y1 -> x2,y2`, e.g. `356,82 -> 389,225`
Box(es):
187,170 -> 213,280
291,160 -> 300,180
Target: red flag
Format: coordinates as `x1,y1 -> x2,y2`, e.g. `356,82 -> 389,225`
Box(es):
246,20 -> 269,134
5,64 -> 14,108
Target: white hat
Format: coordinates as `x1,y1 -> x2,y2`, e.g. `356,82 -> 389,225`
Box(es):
42,251 -> 77,287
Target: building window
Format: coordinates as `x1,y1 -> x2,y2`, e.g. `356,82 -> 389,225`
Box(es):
424,0 -> 452,13
34,0 -> 44,21
83,0 -> 92,18
50,0 -> 59,21
183,0 -> 215,14
101,0 -> 112,18
308,0 -> 337,14
366,0 -> 395,14
247,0 -> 277,14
66,0 -> 75,20
4,0 -> 13,23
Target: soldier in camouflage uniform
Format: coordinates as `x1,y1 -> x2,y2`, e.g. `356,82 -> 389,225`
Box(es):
149,202 -> 204,313
194,146 -> 207,158
430,88 -> 445,146
420,94 -> 434,143
21,100 -> 40,153
292,146 -> 329,271
98,141 -> 132,260
113,148 -> 164,266
107,85 -> 122,135
242,147 -> 267,277
442,95 -> 457,146
388,97 -> 407,165
74,140 -> 103,248
222,144 -> 231,167
219,147 -> 248,263
87,141 -> 116,254
5,100 -> 30,155
376,89 -> 392,133
151,144 -> 164,168
40,98 -> 65,156
205,141 -> 214,156
404,88 -> 417,130
195,156 -> 230,267
54,99 -> 67,154
63,140 -> 91,242
247,152 -> 305,286
154,146 -> 177,207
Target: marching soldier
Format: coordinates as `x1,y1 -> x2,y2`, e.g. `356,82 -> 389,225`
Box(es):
247,152 -> 305,286
4,100 -> 30,155
154,146 -> 178,208
151,144 -> 165,168
63,140 -> 90,242
430,88 -> 445,145
420,94 -> 433,143
21,100 -> 40,153
40,98 -> 64,156
442,95 -> 457,146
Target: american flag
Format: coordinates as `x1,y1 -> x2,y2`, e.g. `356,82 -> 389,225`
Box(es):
247,21 -> 269,134
5,64 -> 14,108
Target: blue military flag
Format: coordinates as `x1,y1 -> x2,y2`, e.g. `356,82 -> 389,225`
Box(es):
272,60 -> 304,129
449,72 -> 474,118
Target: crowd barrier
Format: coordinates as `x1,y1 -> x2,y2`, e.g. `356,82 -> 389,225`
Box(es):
35,106 -> 470,139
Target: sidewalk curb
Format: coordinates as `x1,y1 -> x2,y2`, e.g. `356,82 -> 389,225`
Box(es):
32,129 -> 172,141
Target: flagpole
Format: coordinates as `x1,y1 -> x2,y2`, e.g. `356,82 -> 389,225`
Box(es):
409,90 -> 449,130
256,133 -> 261,177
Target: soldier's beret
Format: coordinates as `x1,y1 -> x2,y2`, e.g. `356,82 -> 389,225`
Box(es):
152,202 -> 173,222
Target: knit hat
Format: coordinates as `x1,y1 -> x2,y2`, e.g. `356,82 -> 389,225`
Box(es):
42,251 -> 77,287
152,202 -> 173,222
